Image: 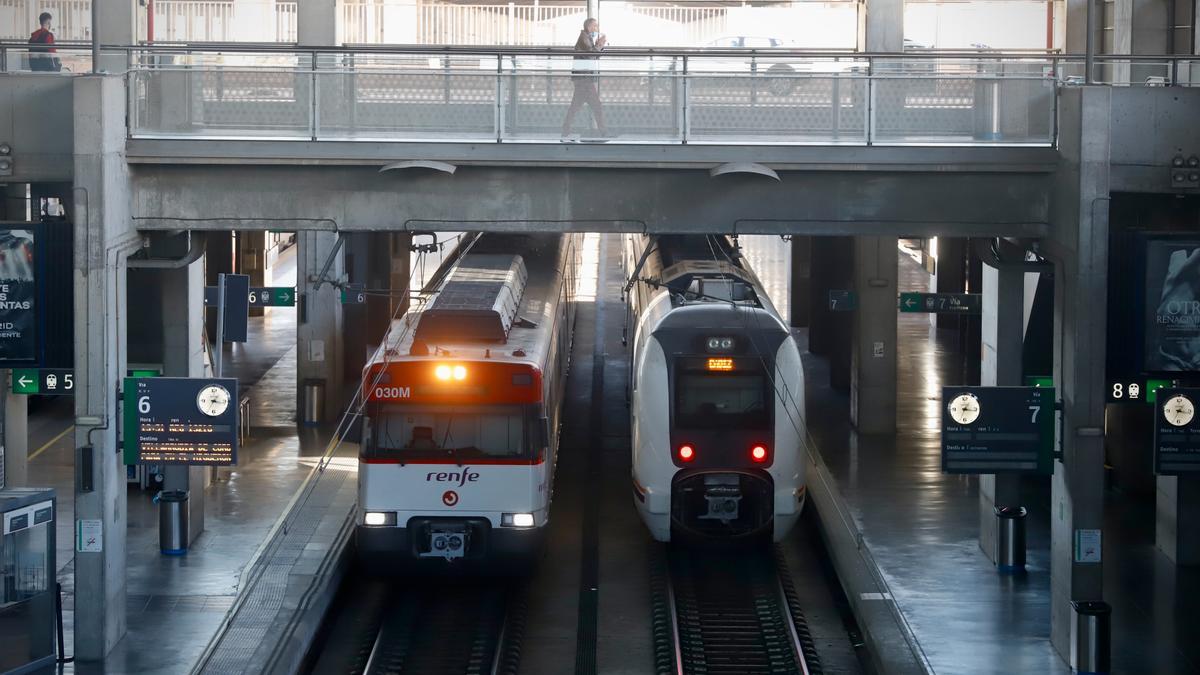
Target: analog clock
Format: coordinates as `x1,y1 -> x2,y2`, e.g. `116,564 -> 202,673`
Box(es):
1162,394 -> 1195,428
196,384 -> 231,417
947,393 -> 981,425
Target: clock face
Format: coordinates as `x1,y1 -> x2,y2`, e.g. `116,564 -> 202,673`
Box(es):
196,385 -> 231,417
948,393 -> 981,425
1163,394 -> 1195,428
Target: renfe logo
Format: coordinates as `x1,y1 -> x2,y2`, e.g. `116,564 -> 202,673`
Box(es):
427,468 -> 480,486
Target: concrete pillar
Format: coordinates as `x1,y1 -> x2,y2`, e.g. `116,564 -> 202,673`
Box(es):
1110,0 -> 1170,82
1,376 -> 28,488
789,236 -> 812,329
94,0 -> 136,72
389,234 -> 412,320
297,231 -> 344,423
1157,476 -> 1200,564
1047,87 -> 1111,665
864,0 -> 903,52
298,0 -> 338,47
72,75 -> 136,661
978,262 -> 1026,564
205,231 -> 233,343
850,236 -> 898,435
160,260 -> 208,543
239,232 -> 266,317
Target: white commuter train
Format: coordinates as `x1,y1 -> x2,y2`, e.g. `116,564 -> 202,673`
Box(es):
356,233 -> 581,572
624,234 -> 807,543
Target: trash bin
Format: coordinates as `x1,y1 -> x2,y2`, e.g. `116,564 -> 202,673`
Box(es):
159,490 -> 189,555
302,378 -> 325,427
995,505 -> 1027,573
1071,600 -> 1111,674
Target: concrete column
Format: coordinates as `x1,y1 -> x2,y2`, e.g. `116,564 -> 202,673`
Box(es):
239,232 -> 266,317
94,0 -> 136,72
789,236 -> 812,329
389,234 -> 412,320
850,236 -> 898,435
1,376 -> 28,488
978,262 -> 1026,564
160,260 -> 208,543
297,231 -> 344,423
1047,87 -> 1111,665
864,0 -> 903,52
72,75 -> 137,660
298,0 -> 338,46
205,231 -> 233,343
1157,476 -> 1200,564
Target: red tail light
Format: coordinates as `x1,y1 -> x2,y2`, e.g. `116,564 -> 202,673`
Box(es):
750,444 -> 769,463
678,444 -> 696,462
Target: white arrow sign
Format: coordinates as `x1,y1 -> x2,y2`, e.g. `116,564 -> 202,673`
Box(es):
17,375 -> 32,388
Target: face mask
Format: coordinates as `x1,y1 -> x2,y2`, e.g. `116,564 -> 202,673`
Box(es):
589,31 -> 599,41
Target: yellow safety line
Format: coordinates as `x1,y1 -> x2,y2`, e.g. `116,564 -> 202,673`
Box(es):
28,425 -> 73,461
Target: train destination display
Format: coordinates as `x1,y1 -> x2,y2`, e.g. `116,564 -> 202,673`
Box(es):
123,377 -> 239,466
1153,388 -> 1200,474
941,386 -> 1055,475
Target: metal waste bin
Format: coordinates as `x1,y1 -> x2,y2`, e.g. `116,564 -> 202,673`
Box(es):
995,505 -> 1027,573
302,378 -> 325,427
159,490 -> 189,555
1071,600 -> 1111,674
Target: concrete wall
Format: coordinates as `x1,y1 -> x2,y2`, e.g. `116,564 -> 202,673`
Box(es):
1108,87 -> 1200,192
0,76 -> 74,183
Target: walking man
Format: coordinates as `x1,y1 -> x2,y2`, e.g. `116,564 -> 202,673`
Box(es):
561,18 -> 608,140
29,12 -> 59,72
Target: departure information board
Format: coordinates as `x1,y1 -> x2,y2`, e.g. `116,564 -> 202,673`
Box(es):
122,377 -> 239,466
1153,388 -> 1200,474
941,386 -> 1055,475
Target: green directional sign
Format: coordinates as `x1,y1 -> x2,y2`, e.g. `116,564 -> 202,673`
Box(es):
12,368 -> 39,394
204,286 -> 296,308
341,284 -> 366,305
899,292 -> 982,314
11,368 -> 75,395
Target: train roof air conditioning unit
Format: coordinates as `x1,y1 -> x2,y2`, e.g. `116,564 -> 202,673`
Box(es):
414,254 -> 528,343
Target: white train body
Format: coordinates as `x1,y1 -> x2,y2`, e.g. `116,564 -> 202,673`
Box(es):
356,234 -> 581,572
625,235 -> 807,543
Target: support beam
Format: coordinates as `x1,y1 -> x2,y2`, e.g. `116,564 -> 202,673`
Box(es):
789,236 -> 812,329
72,75 -> 136,661
297,231 -> 344,424
932,237 -> 967,331
239,232 -> 266,317
94,0 -> 136,72
978,262 -> 1026,564
864,0 -> 903,52
2,376 -> 28,488
850,236 -> 898,434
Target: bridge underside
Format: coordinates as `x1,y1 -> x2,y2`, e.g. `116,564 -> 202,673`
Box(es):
130,161 -> 1053,237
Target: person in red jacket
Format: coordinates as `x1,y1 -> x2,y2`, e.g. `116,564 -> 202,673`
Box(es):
29,12 -> 60,72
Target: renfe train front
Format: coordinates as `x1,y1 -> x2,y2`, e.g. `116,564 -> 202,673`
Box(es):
625,235 -> 807,544
356,234 -> 579,572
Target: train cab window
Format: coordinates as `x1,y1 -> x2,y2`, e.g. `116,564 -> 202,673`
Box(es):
674,366 -> 771,429
368,404 -> 533,461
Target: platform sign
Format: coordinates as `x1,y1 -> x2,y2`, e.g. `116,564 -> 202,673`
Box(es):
0,227 -> 37,364
341,283 -> 366,305
827,290 -> 856,311
11,368 -> 73,395
1153,388 -> 1200,474
204,286 -> 295,308
899,292 -> 982,314
941,386 -> 1055,475
122,377 -> 239,466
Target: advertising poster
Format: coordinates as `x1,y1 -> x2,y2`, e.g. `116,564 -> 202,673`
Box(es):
0,228 -> 36,363
1144,239 -> 1200,372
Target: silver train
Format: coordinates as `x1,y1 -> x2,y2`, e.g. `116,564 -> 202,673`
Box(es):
624,235 -> 808,543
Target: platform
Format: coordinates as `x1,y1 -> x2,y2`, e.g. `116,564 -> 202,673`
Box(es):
775,246 -> 1200,674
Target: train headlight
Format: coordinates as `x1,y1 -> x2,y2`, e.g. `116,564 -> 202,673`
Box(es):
502,512 -> 536,528
364,511 -> 396,526
705,336 -> 736,353
435,364 -> 452,380
678,444 -> 696,462
452,365 -> 467,381
750,444 -> 769,463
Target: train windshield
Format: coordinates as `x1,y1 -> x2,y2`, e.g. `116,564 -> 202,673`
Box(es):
367,404 -> 532,461
674,366 -> 771,429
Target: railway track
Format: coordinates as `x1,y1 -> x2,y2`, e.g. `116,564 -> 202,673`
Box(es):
309,580 -> 525,675
651,545 -> 822,675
